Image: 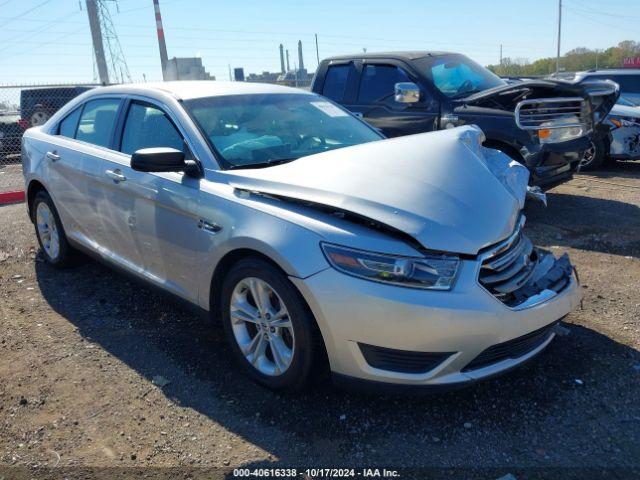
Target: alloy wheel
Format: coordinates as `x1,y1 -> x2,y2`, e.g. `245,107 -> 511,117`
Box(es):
229,277 -> 295,376
580,141 -> 596,168
36,202 -> 60,260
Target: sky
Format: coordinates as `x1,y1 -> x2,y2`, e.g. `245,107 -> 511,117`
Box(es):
0,0 -> 639,85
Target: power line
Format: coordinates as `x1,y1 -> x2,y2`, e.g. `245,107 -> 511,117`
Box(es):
0,0 -> 53,29
563,5 -> 640,36
564,0 -> 640,20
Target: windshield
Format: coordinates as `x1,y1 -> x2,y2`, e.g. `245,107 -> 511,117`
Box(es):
184,93 -> 383,169
413,54 -> 505,99
618,96 -> 638,107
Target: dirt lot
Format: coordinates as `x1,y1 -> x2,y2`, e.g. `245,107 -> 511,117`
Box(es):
0,163 -> 22,193
1,163 -> 639,479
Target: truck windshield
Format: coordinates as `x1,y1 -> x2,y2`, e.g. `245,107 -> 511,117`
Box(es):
413,54 -> 505,99
184,93 -> 383,169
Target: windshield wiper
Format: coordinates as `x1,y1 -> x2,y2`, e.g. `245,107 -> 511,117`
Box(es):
226,157 -> 299,170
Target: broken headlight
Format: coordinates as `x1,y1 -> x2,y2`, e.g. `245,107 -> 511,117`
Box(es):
321,243 -> 459,290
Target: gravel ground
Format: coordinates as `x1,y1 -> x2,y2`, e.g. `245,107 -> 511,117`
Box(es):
0,163 -> 639,480
0,162 -> 23,193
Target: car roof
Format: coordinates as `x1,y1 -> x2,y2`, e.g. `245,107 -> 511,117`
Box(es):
322,51 -> 455,62
91,81 -> 311,100
578,69 -> 640,77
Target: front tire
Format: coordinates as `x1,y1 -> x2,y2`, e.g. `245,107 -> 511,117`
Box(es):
579,137 -> 607,171
220,257 -> 319,391
32,191 -> 76,267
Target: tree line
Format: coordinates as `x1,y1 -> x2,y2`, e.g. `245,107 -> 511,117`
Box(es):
487,40 -> 640,77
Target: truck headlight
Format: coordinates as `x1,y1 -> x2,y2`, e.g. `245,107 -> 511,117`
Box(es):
321,243 -> 460,290
538,125 -> 584,144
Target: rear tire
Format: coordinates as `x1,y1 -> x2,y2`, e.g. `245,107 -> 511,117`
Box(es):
579,137 -> 607,171
32,191 -> 77,268
220,257 -> 319,391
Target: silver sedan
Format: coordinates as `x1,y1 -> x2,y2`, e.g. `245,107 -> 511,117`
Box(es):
22,81 -> 581,392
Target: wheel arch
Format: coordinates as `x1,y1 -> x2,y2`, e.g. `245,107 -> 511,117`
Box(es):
482,138 -> 524,161
26,179 -> 47,220
208,247 -> 331,370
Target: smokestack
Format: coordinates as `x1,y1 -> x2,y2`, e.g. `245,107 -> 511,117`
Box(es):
298,40 -> 304,70
286,49 -> 290,71
279,44 -> 285,74
153,0 -> 169,80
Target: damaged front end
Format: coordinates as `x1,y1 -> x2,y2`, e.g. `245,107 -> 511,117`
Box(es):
478,216 -> 575,309
455,79 -> 619,188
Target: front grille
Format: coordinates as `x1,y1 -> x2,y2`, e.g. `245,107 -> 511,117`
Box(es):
479,228 -> 538,306
479,219 -> 574,307
515,97 -> 591,131
358,343 -> 453,374
462,322 -> 557,372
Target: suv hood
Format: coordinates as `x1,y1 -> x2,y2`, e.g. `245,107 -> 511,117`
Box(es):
221,126 -> 528,256
611,103 -> 640,118
457,79 -> 619,124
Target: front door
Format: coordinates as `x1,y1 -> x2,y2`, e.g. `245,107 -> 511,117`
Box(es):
346,62 -> 440,137
111,99 -> 205,303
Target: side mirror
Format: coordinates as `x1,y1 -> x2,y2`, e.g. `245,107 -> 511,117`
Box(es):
131,147 -> 200,176
394,82 -> 420,104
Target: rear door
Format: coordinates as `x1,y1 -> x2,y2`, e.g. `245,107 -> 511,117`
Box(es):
345,61 -> 440,137
46,97 -> 123,252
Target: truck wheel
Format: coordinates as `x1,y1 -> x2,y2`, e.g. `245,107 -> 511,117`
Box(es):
220,257 -> 320,391
32,191 -> 77,267
579,138 -> 607,171
29,109 -> 49,127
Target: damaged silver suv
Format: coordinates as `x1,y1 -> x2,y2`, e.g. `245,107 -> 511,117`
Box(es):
21,81 -> 581,391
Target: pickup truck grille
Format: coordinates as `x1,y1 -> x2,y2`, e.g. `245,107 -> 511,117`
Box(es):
515,97 -> 591,130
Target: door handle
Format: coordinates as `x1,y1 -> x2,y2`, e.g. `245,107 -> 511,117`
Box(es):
46,151 -> 60,162
105,169 -> 127,183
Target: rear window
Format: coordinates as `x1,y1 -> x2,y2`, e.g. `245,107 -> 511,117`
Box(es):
322,65 -> 350,101
58,108 -> 81,138
75,98 -> 120,148
585,74 -> 640,93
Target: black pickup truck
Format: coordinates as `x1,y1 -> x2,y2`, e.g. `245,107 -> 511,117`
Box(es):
311,51 -> 618,188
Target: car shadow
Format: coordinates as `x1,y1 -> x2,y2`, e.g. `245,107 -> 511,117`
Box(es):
35,259 -> 640,468
578,159 -> 640,180
525,190 -> 640,258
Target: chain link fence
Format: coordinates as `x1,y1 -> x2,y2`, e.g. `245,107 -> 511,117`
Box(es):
0,83 -> 101,197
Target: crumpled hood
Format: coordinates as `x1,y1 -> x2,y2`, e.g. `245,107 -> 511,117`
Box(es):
222,126 -> 528,255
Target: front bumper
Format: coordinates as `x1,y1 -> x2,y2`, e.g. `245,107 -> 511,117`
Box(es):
524,137 -> 587,189
291,252 -> 581,390
610,126 -> 640,160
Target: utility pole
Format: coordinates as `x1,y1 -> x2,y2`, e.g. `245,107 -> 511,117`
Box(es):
499,44 -> 503,67
86,0 -> 109,84
153,0 -> 169,80
315,33 -> 320,66
556,0 -> 562,74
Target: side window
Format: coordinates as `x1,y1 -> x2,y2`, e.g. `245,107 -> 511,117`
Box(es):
322,65 -> 350,102
75,98 -> 120,148
357,64 -> 410,104
57,108 -> 81,138
120,102 -> 184,155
